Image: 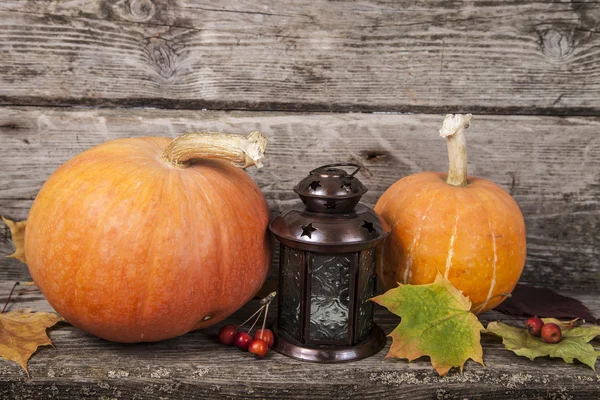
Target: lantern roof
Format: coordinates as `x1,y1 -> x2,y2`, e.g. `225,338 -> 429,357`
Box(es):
270,163 -> 390,253
293,163 -> 367,213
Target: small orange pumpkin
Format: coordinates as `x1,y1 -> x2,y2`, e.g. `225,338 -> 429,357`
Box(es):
375,115 -> 526,313
25,132 -> 272,342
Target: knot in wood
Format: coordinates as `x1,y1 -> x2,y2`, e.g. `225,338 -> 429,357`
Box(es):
538,29 -> 573,60
113,0 -> 156,23
145,37 -> 176,79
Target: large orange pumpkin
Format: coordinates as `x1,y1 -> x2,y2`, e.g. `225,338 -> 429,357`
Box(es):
25,132 -> 272,342
375,115 -> 526,313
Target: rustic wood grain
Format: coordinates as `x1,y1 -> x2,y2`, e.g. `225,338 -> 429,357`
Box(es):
1,107 -> 598,292
0,0 -> 599,114
0,280 -> 599,399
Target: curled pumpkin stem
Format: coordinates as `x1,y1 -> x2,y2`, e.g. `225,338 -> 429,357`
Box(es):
439,114 -> 472,187
161,131 -> 268,169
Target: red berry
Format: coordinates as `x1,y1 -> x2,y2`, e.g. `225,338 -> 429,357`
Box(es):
218,325 -> 238,345
254,329 -> 274,348
526,317 -> 544,337
541,323 -> 562,344
248,339 -> 269,358
234,332 -> 252,350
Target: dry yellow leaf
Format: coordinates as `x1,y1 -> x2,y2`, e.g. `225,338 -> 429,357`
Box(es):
2,217 -> 27,264
0,309 -> 63,376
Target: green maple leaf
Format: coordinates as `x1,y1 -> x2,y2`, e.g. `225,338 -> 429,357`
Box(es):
371,273 -> 484,376
486,321 -> 600,370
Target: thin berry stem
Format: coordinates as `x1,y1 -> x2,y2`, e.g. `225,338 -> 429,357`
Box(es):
18,288 -> 41,294
2,282 -> 19,313
236,304 -> 265,330
247,307 -> 264,335
260,303 -> 269,333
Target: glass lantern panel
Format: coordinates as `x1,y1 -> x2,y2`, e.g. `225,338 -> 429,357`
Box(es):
308,253 -> 352,342
356,248 -> 376,341
280,246 -> 303,340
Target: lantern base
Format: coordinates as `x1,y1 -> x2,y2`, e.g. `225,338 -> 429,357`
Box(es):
271,324 -> 386,363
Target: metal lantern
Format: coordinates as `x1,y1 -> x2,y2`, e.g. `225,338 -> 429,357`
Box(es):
269,163 -> 391,362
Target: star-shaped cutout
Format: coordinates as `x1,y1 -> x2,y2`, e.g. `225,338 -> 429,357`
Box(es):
341,180 -> 353,192
362,220 -> 376,234
325,199 -> 338,210
300,223 -> 318,239
309,181 -> 321,191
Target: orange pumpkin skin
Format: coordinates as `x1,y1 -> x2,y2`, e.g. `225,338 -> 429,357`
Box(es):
25,137 -> 271,342
375,172 -> 526,313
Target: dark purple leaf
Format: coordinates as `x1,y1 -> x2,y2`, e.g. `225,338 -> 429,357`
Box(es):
493,284 -> 597,323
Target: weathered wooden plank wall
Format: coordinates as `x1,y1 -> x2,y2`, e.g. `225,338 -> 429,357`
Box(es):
1,108 -> 598,291
0,0 -> 599,114
0,2 -> 598,288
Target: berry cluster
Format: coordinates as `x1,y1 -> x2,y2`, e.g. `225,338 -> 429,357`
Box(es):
526,317 -> 562,343
218,292 -> 276,358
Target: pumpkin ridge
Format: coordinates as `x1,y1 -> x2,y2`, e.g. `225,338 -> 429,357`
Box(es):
388,176 -> 436,218
468,189 -> 499,314
483,182 -> 522,228
128,163 -> 172,340
136,167 -> 176,341
404,194 -> 436,283
379,180 -> 440,287
73,159 -> 148,330
482,184 -> 526,300
203,168 -> 231,321
404,186 -> 449,284
215,165 -> 270,304
177,169 -> 217,330
187,165 -> 234,327
216,161 -> 267,207
443,194 -> 460,279
377,173 -> 434,212
473,182 -> 525,311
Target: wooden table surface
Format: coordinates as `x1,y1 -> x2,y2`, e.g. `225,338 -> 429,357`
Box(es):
0,277 -> 599,400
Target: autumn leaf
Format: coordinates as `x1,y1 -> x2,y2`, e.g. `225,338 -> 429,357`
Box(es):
563,325 -> 600,342
541,318 -> 582,331
0,309 -> 63,376
494,284 -> 596,323
486,321 -> 600,370
2,217 -> 27,264
371,273 -> 484,376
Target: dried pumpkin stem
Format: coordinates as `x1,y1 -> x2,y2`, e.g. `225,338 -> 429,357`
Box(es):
439,114 -> 472,187
161,131 -> 268,169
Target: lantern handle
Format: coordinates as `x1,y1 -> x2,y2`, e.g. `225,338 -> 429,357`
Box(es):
310,163 -> 361,177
